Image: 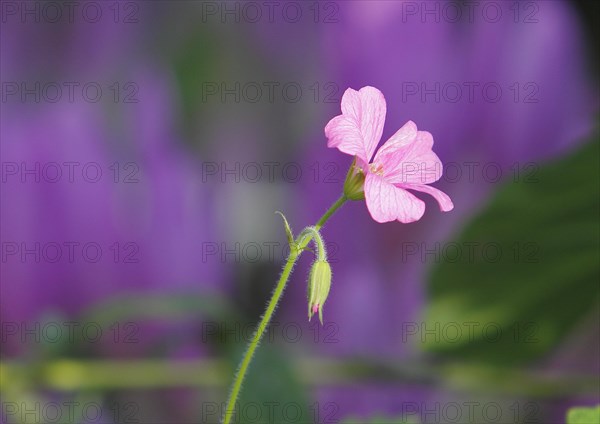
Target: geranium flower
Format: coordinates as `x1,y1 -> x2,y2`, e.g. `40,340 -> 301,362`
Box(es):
325,86 -> 454,223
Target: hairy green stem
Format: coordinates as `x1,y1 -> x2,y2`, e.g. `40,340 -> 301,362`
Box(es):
315,195 -> 346,231
297,226 -> 327,261
222,250 -> 298,424
222,195 -> 347,424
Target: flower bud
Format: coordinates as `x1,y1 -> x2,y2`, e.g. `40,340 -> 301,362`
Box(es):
307,260 -> 332,324
343,157 -> 366,200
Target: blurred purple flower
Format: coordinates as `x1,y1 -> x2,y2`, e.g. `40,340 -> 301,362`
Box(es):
0,69 -> 220,356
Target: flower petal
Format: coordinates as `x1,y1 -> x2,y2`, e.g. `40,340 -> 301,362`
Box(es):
325,86 -> 386,163
374,120 -> 418,158
376,129 -> 443,185
402,184 -> 454,212
364,173 -> 425,223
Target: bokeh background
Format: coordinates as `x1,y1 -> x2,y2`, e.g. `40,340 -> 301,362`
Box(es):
1,1 -> 599,423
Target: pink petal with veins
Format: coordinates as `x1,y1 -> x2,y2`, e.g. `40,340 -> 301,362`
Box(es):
364,173 -> 426,223
401,184 -> 454,212
325,86 -> 386,164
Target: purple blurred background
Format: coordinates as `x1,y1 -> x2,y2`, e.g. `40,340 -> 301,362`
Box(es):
1,1 -> 598,423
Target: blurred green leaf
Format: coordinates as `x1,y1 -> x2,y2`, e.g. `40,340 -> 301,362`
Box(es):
2,293 -> 237,361
423,136 -> 600,364
225,344 -> 309,424
171,27 -> 220,135
566,405 -> 600,424
38,292 -> 239,359
81,292 -> 235,323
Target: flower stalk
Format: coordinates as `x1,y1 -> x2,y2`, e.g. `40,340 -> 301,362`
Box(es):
222,196 -> 347,424
222,85 -> 454,424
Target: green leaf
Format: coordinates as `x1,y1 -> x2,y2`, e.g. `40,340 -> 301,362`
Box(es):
276,211 -> 295,248
169,27 -> 220,137
80,292 -> 235,323
423,136 -> 600,365
567,405 -> 600,424
231,344 -> 309,424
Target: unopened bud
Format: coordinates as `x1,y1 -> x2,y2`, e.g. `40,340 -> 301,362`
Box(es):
307,260 -> 332,324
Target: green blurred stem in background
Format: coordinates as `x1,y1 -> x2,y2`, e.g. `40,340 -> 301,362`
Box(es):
223,195 -> 347,424
2,358 -> 597,397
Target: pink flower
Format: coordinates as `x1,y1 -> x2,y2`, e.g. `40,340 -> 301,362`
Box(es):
325,86 -> 454,223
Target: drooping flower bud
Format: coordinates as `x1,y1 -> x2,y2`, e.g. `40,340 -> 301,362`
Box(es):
343,156 -> 366,201
307,260 -> 332,324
